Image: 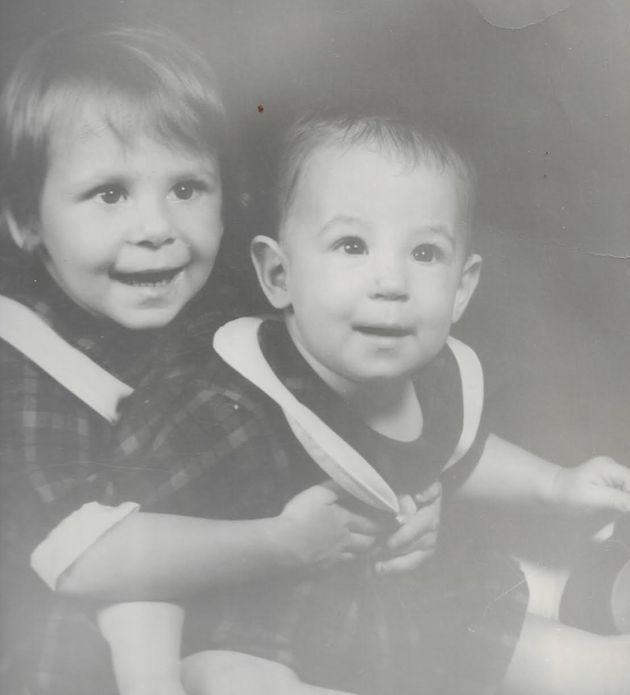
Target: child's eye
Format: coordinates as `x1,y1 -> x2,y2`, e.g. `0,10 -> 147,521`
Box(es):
90,185 -> 126,205
412,244 -> 442,263
334,237 -> 368,255
171,180 -> 207,201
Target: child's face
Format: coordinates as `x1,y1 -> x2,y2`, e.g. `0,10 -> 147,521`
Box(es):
29,114 -> 222,329
269,143 -> 480,390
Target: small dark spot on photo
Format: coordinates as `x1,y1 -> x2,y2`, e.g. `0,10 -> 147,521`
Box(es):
257,103 -> 264,113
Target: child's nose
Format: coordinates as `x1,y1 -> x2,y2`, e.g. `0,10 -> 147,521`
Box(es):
370,254 -> 408,300
132,197 -> 174,248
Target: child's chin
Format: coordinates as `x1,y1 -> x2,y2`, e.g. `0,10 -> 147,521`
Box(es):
111,306 -> 180,331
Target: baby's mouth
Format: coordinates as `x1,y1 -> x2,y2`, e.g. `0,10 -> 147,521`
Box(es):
110,267 -> 183,287
355,325 -> 411,338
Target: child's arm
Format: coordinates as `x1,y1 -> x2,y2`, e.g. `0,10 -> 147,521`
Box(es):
56,483 -> 382,599
98,601 -> 187,695
454,433 -> 630,520
100,601 -> 359,695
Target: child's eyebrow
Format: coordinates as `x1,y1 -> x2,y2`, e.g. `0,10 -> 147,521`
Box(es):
68,165 -> 220,192
169,167 -> 220,183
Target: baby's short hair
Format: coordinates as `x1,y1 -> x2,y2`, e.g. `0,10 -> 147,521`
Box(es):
274,109 -> 477,244
0,24 -> 228,231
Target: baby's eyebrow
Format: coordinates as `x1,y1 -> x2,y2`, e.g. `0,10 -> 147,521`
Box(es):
415,224 -> 456,244
320,215 -> 367,234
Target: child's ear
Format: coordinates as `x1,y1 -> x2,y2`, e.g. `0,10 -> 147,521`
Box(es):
4,210 -> 41,253
451,253 -> 482,323
250,235 -> 292,310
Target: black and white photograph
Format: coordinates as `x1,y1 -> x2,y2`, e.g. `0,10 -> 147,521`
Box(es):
1,1 -> 630,693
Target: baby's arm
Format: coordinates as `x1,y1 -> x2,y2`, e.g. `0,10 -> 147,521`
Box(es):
56,483 -> 382,599
455,433 -> 630,521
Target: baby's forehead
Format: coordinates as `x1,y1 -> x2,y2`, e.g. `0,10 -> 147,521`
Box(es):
294,140 -> 466,209
301,138 -> 459,184
281,138 -> 472,242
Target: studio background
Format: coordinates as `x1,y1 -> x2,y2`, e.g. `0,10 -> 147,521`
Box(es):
1,0 -> 628,473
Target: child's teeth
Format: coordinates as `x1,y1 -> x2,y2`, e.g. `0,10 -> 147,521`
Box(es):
112,268 -> 181,286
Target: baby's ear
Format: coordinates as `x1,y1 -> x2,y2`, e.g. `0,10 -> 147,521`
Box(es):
4,210 -> 41,253
451,253 -> 482,323
250,235 -> 292,310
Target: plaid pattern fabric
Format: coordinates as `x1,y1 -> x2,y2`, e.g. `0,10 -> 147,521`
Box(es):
0,259 -> 222,695
113,319 -> 528,695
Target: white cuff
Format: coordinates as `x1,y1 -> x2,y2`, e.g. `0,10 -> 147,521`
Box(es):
30,501 -> 139,590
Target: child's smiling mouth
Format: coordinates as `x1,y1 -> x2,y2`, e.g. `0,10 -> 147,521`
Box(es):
109,266 -> 184,288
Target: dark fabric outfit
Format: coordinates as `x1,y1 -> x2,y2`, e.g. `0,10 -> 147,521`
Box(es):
0,257 -> 221,695
113,319 -> 529,695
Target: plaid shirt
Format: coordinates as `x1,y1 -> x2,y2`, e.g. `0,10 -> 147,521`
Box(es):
0,258 -> 223,695
113,319 -> 528,695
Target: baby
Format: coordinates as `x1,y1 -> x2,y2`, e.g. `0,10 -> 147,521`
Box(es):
103,110 -> 630,695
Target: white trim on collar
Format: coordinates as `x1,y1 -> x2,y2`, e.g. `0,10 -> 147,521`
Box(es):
444,336 -> 484,470
0,294 -> 133,423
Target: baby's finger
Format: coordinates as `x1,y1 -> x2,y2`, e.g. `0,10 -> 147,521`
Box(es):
343,510 -> 387,536
374,547 -> 436,576
391,529 -> 438,555
604,460 -> 630,494
414,481 -> 442,507
590,486 -> 630,515
397,494 -> 418,517
347,532 -> 377,553
387,503 -> 440,551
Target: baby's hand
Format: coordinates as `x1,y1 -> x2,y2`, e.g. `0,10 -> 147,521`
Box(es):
279,482 -> 384,568
550,456 -> 630,522
374,481 -> 442,576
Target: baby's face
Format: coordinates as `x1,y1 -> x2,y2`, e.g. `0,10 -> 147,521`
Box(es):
280,142 -> 480,390
32,109 -> 223,329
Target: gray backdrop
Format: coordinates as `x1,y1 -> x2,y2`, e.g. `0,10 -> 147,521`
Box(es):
1,0 -> 628,470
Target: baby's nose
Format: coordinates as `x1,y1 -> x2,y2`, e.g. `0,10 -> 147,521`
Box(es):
370,255 -> 408,300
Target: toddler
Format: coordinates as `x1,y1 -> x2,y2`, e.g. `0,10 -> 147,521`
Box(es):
0,29 -> 399,695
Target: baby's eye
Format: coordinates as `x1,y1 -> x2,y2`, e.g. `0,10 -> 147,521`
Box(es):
91,185 -> 126,205
412,244 -> 442,263
171,180 -> 207,201
334,237 -> 368,255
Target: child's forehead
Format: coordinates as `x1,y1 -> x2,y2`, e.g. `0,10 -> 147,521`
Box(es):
45,94 -> 210,162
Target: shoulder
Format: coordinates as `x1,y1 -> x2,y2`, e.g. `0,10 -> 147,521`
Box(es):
443,337 -> 485,469
116,349 -> 279,457
0,336 -> 79,408
415,338 -> 485,470
445,337 -> 484,417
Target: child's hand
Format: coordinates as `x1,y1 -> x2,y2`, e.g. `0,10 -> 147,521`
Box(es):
279,482 -> 384,568
550,457 -> 630,521
374,481 -> 442,576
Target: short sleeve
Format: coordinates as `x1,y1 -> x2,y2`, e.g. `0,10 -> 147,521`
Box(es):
30,501 -> 139,589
